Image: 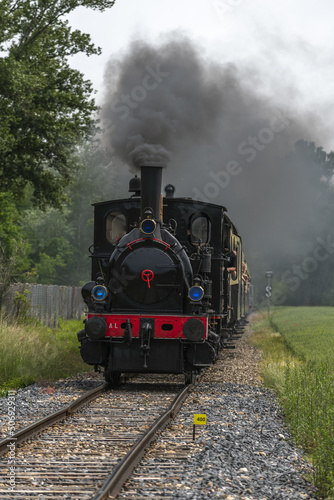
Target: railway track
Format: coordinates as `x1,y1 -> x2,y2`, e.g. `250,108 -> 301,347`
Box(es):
0,382 -> 110,456
0,374 -> 194,499
0,377 -> 108,441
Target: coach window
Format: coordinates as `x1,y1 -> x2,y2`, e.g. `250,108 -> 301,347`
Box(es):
189,213 -> 211,246
222,222 -> 231,251
106,212 -> 127,244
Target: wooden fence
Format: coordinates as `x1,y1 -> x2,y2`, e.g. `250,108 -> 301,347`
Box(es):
0,283 -> 86,328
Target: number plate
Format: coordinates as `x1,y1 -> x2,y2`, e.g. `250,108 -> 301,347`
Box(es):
193,414 -> 207,425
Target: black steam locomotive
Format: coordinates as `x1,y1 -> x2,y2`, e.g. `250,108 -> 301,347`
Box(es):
77,165 -> 251,383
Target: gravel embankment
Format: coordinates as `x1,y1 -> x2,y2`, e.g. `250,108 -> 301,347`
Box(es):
118,322 -> 318,500
0,372 -> 102,439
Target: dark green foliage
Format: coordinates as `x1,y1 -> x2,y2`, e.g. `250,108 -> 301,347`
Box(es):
0,192 -> 23,253
13,289 -> 32,322
0,192 -> 30,296
0,0 -> 118,286
19,146 -> 130,285
0,376 -> 35,398
21,206 -> 78,285
0,0 -> 116,208
64,148 -> 130,283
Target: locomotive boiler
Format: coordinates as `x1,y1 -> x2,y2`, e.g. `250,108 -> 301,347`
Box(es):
77,165 -> 250,383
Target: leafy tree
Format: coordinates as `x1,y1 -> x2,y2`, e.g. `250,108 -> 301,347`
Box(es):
0,0 -> 116,208
0,193 -> 22,252
21,207 -> 77,285
0,193 -> 30,299
20,146 -> 130,286
34,253 -> 66,285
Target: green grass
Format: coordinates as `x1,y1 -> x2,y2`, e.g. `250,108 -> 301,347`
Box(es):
269,306 -> 334,364
250,307 -> 334,499
249,312 -> 303,391
0,316 -> 90,396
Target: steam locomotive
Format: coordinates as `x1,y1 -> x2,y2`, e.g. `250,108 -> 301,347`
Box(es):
77,165 -> 251,384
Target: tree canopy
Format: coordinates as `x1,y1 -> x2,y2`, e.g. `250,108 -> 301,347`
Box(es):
0,0 -> 116,207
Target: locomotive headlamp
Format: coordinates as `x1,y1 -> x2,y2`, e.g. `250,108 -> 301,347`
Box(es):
188,285 -> 204,302
91,285 -> 108,301
140,218 -> 156,235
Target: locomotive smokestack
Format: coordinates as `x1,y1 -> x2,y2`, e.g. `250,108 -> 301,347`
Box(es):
140,165 -> 163,223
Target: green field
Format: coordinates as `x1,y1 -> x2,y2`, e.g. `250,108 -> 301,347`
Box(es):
251,307 -> 334,499
270,306 -> 334,364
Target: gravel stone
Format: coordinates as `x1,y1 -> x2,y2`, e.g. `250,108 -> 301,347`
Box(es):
118,319 -> 318,500
0,372 -> 102,439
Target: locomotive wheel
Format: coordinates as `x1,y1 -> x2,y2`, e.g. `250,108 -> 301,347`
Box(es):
104,371 -> 121,386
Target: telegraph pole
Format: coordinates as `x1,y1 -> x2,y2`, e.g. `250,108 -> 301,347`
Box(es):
265,271 -> 273,318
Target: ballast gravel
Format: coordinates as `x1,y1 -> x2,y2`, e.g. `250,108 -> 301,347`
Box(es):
166,383 -> 316,500
0,373 -> 102,438
118,322 -> 318,500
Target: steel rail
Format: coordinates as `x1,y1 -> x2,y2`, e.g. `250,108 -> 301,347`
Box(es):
0,382 -> 110,457
92,382 -> 194,500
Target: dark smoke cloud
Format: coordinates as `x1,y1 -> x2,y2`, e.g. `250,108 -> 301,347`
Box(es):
101,34 -> 252,170
127,136 -> 171,168
101,32 -> 331,289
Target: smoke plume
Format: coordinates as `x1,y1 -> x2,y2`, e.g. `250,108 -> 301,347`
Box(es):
101,32 -> 332,295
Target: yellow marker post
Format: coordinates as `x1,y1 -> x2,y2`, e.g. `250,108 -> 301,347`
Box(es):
193,414 -> 206,440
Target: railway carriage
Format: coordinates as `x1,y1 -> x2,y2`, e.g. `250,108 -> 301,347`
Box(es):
77,165 -> 250,383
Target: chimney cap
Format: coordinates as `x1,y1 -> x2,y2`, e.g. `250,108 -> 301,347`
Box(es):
139,163 -> 165,168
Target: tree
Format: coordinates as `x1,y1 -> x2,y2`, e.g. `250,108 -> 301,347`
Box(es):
0,192 -> 30,301
21,206 -> 78,285
0,0 -> 116,208
20,146 -> 130,286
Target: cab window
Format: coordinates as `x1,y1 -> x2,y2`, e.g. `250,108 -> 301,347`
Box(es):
189,213 -> 211,246
106,212 -> 127,244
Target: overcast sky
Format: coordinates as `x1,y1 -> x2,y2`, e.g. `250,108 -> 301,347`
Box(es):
67,0 -> 334,152
66,1 -> 334,262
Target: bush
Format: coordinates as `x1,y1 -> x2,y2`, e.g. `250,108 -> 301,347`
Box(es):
0,315 -> 89,392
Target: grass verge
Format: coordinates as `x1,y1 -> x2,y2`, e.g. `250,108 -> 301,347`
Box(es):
250,308 -> 334,499
0,315 -> 90,396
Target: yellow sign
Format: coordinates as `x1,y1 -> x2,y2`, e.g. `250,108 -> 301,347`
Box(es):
193,414 -> 206,425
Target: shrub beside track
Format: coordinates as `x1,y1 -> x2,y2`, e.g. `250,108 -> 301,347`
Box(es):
0,317 -> 88,395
